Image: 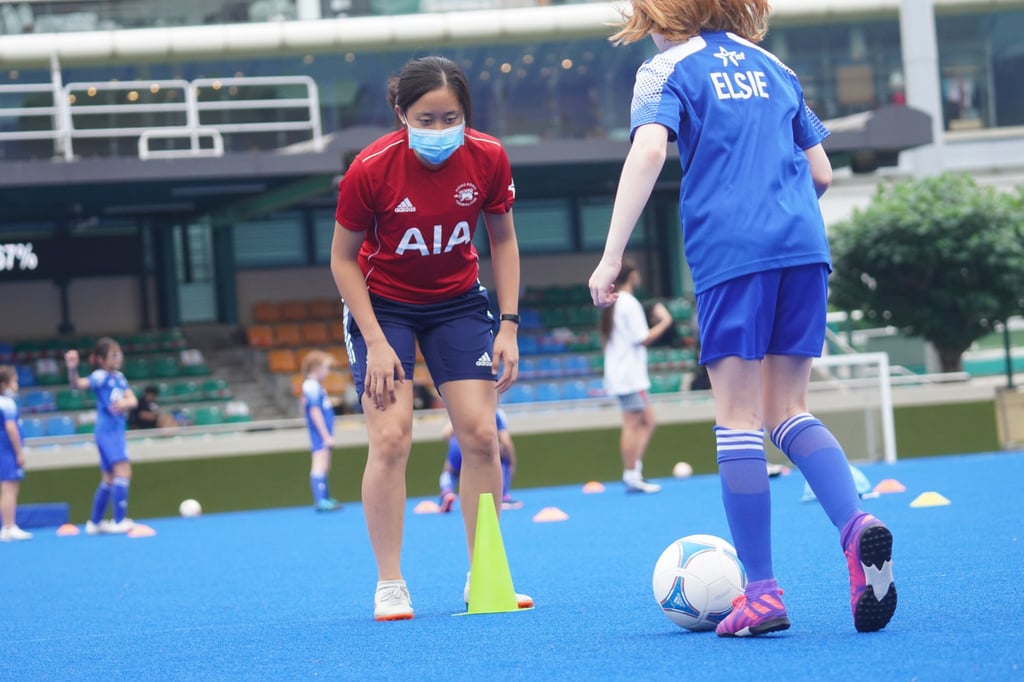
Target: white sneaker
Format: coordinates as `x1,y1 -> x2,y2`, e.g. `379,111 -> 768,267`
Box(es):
0,525 -> 33,541
104,518 -> 135,534
624,479 -> 662,494
463,571 -> 534,609
85,520 -> 107,535
374,580 -> 414,621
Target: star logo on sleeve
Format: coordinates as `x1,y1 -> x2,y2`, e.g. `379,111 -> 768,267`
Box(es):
714,46 -> 744,67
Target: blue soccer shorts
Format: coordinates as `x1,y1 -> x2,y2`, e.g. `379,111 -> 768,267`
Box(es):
0,450 -> 24,481
95,429 -> 130,473
345,283 -> 496,399
696,263 -> 829,365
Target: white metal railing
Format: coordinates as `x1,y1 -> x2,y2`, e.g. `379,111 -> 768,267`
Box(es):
0,72 -> 323,161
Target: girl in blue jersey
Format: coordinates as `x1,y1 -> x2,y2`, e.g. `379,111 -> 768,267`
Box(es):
0,365 -> 32,542
589,0 -> 895,637
301,351 -> 342,512
65,338 -> 138,535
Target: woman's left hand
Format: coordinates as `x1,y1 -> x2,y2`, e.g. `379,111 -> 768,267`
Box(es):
492,328 -> 519,393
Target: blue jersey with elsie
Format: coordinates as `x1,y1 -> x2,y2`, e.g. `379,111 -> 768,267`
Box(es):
0,395 -> 24,482
303,378 -> 335,452
630,31 -> 831,294
88,369 -> 130,433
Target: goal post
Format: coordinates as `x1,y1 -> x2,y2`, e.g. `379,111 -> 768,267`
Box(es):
803,352 -> 897,464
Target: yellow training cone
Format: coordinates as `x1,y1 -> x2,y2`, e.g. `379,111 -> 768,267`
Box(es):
874,479 -> 907,494
532,507 -> 569,523
582,481 -> 605,494
466,493 -> 520,615
910,491 -> 951,508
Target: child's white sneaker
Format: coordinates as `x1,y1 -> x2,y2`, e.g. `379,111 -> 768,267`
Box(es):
0,525 -> 33,541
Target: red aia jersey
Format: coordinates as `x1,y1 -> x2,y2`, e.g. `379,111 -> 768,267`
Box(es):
335,128 -> 515,304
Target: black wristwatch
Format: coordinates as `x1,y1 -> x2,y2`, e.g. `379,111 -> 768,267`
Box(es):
499,313 -> 520,324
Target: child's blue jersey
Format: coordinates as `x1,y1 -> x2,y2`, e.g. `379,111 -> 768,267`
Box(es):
87,369 -> 129,433
630,31 -> 831,294
0,394 -> 21,455
303,378 -> 335,450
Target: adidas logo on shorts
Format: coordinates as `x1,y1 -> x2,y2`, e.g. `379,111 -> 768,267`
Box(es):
394,197 -> 416,213
475,352 -> 492,367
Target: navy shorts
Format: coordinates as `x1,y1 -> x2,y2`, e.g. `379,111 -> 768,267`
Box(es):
95,429 -> 130,474
345,284 -> 496,398
0,450 -> 24,481
696,264 -> 829,365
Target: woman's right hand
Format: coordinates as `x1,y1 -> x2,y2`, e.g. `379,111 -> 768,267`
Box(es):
364,339 -> 405,411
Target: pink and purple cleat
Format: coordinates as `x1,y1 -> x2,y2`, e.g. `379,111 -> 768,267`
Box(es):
845,514 -> 897,632
716,590 -> 790,637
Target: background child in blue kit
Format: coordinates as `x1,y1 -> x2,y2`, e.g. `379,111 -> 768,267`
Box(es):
0,365 -> 31,542
301,350 -> 342,512
438,408 -> 520,513
65,338 -> 138,535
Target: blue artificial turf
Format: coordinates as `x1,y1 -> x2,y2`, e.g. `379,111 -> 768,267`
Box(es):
2,451 -> 1023,680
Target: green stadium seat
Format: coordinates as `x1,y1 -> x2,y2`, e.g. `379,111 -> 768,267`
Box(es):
55,389 -> 85,412
123,357 -> 151,380
202,378 -> 232,401
150,355 -> 181,378
193,406 -> 223,426
170,381 -> 200,403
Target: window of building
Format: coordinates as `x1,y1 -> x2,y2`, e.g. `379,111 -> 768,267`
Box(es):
233,211 -> 305,267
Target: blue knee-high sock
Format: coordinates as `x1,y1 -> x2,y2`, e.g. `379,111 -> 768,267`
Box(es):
501,460 -> 511,498
91,482 -> 112,524
771,413 -> 863,532
715,427 -> 773,583
439,470 -> 455,495
310,474 -> 327,505
112,477 -> 130,523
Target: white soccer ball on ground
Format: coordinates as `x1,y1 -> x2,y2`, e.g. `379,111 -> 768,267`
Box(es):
652,533 -> 746,631
672,461 -> 693,478
179,498 -> 202,518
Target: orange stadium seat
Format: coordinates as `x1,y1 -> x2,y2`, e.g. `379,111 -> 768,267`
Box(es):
268,349 -> 299,373
246,325 -> 274,348
326,346 -> 349,368
323,372 -> 348,394
252,301 -> 281,324
309,298 -> 341,320
279,300 -> 308,322
328,320 -> 346,343
273,324 -> 302,347
300,322 -> 329,346
290,373 -> 304,396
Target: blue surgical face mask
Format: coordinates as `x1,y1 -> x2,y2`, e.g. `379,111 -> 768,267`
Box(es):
406,121 -> 465,165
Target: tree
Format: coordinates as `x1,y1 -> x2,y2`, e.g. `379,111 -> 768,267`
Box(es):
829,173 -> 1024,372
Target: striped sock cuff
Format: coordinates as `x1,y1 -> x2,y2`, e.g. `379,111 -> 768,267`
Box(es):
113,476 -> 130,488
770,412 -> 818,451
714,426 -> 766,463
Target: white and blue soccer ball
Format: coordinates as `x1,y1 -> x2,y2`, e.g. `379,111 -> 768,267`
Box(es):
652,534 -> 747,631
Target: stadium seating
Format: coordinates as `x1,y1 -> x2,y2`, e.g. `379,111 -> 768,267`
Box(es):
45,415 -> 76,437
21,418 -> 45,439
